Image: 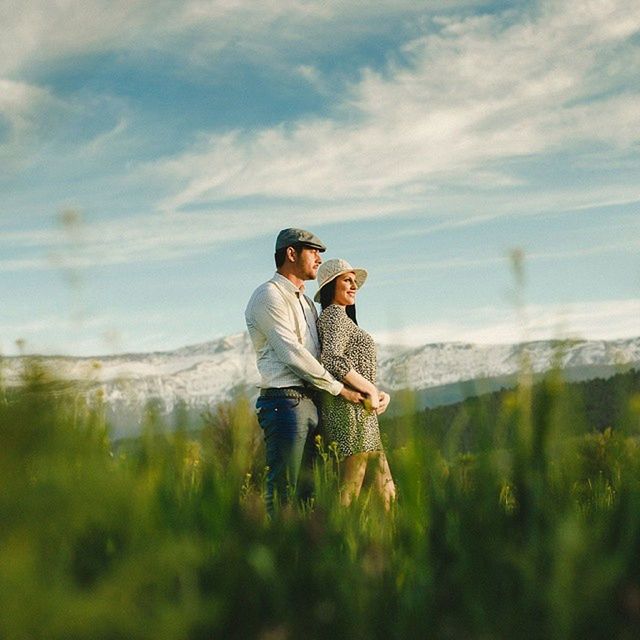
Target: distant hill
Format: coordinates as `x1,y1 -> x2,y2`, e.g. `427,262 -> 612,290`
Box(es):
3,334 -> 639,436
380,369 -> 640,453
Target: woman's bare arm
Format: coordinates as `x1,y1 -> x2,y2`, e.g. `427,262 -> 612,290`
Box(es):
342,368 -> 380,410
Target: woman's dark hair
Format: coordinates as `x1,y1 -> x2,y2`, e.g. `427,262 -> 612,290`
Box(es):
319,277 -> 358,325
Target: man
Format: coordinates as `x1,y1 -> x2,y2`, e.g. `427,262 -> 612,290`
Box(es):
245,228 -> 362,515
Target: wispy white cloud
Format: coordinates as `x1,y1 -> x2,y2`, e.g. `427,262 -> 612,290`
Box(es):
373,298 -> 640,345
0,308 -> 178,356
0,82 -> 134,181
0,198 -> 411,271
0,77 -> 68,169
569,195 -> 640,212
150,0 -> 640,216
369,240 -> 640,288
0,78 -> 54,128
528,240 -> 640,262
3,1 -> 638,359
0,258 -> 50,271
0,1 -> 178,75
3,1 -> 639,269
79,117 -> 131,157
6,204 -> 636,275
1,0 -> 470,75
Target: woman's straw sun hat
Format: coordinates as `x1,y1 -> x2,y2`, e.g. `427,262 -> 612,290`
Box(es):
314,258 -> 368,303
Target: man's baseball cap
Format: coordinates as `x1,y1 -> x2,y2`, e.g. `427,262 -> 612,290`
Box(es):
275,228 -> 326,252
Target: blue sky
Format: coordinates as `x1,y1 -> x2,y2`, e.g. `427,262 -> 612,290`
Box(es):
1,0 -> 639,356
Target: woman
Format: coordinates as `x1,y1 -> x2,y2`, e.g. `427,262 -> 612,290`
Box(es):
314,258 -> 396,510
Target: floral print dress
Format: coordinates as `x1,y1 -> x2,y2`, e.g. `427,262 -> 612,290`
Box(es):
317,304 -> 383,458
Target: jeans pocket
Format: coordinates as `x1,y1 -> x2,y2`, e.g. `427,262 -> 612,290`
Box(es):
256,396 -> 301,430
276,396 -> 301,410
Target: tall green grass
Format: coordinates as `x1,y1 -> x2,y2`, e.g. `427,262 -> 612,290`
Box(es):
2,359 -> 640,639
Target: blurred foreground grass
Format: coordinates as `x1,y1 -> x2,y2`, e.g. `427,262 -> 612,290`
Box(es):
2,361 -> 640,639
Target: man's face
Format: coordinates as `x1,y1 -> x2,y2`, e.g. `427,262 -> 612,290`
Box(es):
295,246 -> 322,280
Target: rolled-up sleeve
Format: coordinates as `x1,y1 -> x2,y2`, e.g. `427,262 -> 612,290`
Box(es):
318,306 -> 354,381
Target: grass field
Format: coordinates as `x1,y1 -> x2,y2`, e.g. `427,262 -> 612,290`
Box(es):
2,359 -> 640,639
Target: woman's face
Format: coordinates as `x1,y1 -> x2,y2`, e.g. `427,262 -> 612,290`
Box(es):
332,272 -> 358,306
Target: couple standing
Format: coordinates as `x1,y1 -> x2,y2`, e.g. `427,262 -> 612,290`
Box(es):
245,228 -> 396,515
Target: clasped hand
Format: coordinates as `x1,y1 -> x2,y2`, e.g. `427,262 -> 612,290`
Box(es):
363,389 -> 390,415
339,383 -> 390,415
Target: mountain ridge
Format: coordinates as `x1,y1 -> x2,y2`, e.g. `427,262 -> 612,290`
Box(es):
3,333 -> 639,435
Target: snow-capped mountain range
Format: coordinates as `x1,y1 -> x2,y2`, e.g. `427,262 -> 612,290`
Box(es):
3,333 -> 640,428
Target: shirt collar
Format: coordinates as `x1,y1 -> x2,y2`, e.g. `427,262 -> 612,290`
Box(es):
272,272 -> 306,296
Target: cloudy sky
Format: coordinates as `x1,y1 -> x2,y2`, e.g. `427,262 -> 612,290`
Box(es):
2,0 -> 639,356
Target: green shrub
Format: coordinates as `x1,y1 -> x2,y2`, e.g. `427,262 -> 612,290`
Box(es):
2,361 -> 640,639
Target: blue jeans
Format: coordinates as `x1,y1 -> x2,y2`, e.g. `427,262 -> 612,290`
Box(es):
256,393 -> 319,516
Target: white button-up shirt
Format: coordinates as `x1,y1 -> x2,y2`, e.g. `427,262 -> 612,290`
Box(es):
245,272 -> 343,395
